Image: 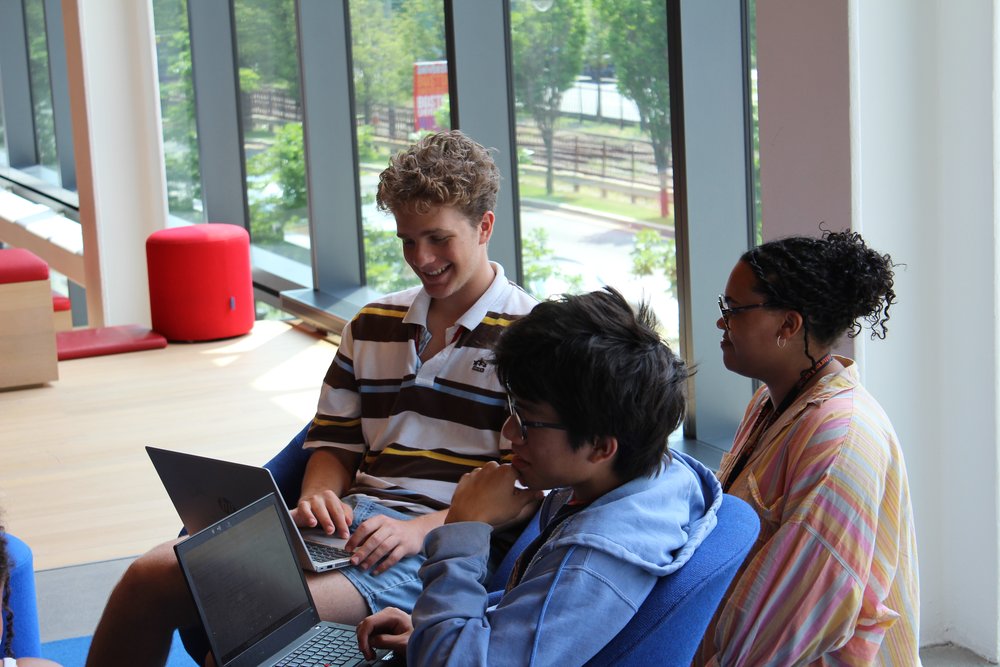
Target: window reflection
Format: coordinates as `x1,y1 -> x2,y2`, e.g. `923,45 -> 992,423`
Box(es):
351,0 -> 449,294
234,0 -> 309,265
24,0 -> 58,183
152,0 -> 204,222
511,0 -> 679,347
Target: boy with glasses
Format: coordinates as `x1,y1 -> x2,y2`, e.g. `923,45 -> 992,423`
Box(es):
357,288 -> 722,666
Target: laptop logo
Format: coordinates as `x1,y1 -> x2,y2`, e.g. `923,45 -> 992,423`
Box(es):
217,496 -> 237,515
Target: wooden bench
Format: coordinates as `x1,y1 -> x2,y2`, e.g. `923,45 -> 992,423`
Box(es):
0,247 -> 58,389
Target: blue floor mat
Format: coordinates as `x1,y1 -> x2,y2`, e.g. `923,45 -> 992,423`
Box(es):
40,630 -> 199,666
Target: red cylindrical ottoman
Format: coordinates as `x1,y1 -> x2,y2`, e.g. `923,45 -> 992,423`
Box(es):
146,224 -> 255,341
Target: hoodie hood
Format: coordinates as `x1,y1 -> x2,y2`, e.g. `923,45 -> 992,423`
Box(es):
539,450 -> 722,577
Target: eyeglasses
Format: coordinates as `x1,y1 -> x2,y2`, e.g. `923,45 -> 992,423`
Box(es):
718,295 -> 773,330
505,389 -> 568,441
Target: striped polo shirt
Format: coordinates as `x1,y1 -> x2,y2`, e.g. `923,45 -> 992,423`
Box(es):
304,262 -> 538,515
697,358 -> 920,666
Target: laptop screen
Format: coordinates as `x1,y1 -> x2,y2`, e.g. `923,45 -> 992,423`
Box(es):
178,495 -> 313,664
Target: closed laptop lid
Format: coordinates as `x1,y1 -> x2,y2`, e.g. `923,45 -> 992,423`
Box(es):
146,445 -> 282,535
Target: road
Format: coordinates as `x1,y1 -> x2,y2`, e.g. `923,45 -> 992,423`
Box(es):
520,206 -> 679,342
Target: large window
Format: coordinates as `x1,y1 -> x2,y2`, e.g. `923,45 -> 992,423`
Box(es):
350,0 -> 449,294
152,0 -> 204,223
141,0 -> 755,453
510,0 -> 679,347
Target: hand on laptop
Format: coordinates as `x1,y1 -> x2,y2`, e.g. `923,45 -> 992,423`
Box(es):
347,511 -> 444,575
356,607 -> 413,661
292,490 -> 355,539
446,462 -> 544,528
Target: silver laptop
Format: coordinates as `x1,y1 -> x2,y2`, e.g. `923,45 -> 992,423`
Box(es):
175,493 -> 393,667
147,446 -> 352,572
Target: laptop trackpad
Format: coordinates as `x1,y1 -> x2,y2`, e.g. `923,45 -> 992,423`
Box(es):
301,528 -> 350,549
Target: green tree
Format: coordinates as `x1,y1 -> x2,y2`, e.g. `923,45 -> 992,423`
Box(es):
397,0 -> 448,66
630,228 -> 677,299
248,122 -> 306,208
522,227 -> 583,299
363,226 -> 420,293
234,0 -> 300,99
581,0 -> 611,122
594,0 -> 672,217
511,0 -> 587,195
246,122 -> 307,243
350,0 -> 408,122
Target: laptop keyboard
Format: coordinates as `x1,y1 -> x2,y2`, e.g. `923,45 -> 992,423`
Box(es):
306,541 -> 352,562
275,625 -> 377,667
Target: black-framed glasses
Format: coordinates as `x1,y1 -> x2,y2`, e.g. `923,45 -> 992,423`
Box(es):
718,295 -> 773,330
505,390 -> 568,441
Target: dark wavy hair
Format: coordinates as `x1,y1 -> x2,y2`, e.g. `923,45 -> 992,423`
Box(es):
743,229 -> 897,364
1,525 -> 12,658
492,287 -> 690,481
376,130 -> 500,223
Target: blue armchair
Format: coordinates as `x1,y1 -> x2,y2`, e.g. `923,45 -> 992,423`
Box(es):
582,493 -> 760,666
1,533 -> 43,659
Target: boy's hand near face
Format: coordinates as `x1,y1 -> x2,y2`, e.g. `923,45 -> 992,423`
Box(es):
446,461 -> 543,528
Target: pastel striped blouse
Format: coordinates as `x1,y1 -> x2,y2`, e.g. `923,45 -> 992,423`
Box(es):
304,262 -> 537,515
696,358 -> 920,666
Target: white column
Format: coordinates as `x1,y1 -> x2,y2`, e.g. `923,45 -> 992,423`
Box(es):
63,0 -> 168,327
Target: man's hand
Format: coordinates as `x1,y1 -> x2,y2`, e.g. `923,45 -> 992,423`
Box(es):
292,491 -> 355,539
346,512 -> 443,575
356,607 -> 413,661
446,462 -> 544,527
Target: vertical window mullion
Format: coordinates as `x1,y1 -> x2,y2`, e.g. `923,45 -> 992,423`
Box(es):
676,0 -> 755,453
444,0 -> 521,284
297,0 -> 363,292
186,0 -> 249,230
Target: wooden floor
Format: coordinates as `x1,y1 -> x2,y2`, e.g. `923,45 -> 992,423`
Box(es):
0,320 -> 338,570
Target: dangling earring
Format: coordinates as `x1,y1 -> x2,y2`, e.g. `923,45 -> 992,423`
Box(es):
776,336 -> 787,349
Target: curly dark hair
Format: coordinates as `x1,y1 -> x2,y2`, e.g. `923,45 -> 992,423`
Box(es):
492,287 -> 690,481
742,229 -> 897,364
1,525 -> 12,658
376,130 -> 500,223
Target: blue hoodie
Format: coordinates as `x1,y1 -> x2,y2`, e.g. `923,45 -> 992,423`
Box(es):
407,451 -> 722,666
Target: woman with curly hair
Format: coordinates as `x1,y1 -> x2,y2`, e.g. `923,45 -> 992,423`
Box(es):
1,528 -> 61,667
695,231 -> 920,666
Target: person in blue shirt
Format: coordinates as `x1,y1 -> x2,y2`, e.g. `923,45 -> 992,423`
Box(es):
356,287 -> 722,666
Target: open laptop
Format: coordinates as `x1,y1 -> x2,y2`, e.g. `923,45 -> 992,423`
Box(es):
175,493 -> 393,667
147,445 -> 352,572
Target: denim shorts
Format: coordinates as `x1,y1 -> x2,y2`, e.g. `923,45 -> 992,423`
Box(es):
339,495 -> 426,614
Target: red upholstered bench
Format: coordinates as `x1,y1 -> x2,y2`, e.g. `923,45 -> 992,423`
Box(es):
0,247 -> 58,389
146,224 -> 255,342
52,290 -> 72,331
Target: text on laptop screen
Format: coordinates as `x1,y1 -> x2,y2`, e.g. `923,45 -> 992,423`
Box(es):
181,500 -> 312,663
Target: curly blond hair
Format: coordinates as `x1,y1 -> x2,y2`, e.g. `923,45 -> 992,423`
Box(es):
376,130 -> 500,224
